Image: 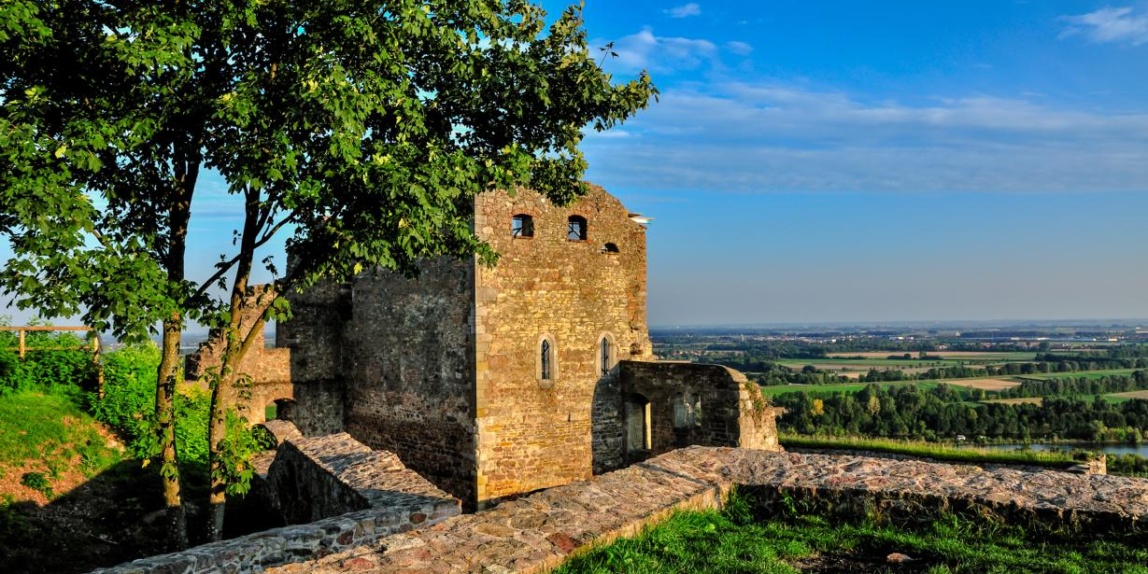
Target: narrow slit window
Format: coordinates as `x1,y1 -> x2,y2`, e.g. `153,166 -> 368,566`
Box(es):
512,214 -> 534,238
600,337 -> 612,376
541,340 -> 552,380
567,215 -> 587,241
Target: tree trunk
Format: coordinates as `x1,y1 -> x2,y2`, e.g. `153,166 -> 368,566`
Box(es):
155,314 -> 188,550
205,188 -> 265,542
206,370 -> 229,542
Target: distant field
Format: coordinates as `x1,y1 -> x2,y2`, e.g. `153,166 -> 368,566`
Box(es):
759,380 -> 944,397
1019,369 -> 1139,381
760,376 -> 1020,398
982,397 -> 1043,405
778,358 -> 953,366
1108,390 -> 1148,400
947,378 -> 1020,391
826,351 -> 1037,361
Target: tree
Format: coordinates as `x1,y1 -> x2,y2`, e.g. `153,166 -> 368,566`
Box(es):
0,0 -> 655,545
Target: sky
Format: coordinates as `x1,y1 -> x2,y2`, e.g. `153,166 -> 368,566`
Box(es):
565,0 -> 1148,325
4,1 -> 1148,327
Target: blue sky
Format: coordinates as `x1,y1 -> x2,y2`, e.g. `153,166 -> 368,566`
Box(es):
565,0 -> 1148,325
4,1 -> 1148,327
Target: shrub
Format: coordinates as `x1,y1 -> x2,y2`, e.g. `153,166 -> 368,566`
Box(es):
19,472 -> 53,499
89,343 -> 162,459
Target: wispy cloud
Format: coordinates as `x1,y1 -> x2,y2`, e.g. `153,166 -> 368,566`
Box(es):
725,41 -> 753,56
665,3 -> 701,18
583,83 -> 1148,193
609,27 -> 717,72
1060,6 -> 1148,46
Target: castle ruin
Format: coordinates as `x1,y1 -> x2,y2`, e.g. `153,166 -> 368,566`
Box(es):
188,184 -> 780,508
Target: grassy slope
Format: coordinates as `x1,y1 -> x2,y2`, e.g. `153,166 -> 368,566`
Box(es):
555,501 -> 1148,574
0,391 -> 126,501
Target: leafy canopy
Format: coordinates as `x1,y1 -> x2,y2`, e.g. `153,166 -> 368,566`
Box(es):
0,0 -> 656,337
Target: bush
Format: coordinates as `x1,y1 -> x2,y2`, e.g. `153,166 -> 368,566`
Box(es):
89,343 -> 162,459
19,472 -> 53,499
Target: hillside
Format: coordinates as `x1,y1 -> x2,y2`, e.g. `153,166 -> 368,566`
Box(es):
0,391 -> 172,574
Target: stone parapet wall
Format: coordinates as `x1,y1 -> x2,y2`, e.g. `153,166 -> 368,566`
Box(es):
96,430 -> 459,574
262,447 -> 1148,574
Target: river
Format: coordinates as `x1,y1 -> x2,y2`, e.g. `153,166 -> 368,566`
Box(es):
986,443 -> 1148,457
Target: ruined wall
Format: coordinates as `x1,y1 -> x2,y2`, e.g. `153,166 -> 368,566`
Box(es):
96,429 -> 460,574
184,285 -> 292,425
615,361 -> 781,467
472,185 -> 654,504
340,258 -> 479,504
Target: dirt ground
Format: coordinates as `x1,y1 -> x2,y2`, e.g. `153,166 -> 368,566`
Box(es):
1108,390 -> 1148,400
981,397 -> 1043,405
947,378 -> 1022,391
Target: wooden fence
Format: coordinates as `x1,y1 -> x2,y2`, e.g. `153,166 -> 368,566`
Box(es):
0,326 -> 105,397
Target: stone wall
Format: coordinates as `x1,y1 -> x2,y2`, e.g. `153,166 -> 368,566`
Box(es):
278,281 -> 349,435
611,360 -> 782,468
338,258 -> 479,504
96,428 -> 459,574
471,185 -> 655,505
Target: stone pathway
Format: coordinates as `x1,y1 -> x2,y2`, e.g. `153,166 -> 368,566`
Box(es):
267,447 -> 1148,574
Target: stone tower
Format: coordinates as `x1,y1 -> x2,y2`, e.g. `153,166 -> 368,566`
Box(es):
279,185 -> 655,505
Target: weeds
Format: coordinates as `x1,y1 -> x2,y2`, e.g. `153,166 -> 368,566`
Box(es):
19,472 -> 53,499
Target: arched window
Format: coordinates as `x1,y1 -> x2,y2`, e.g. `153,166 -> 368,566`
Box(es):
541,340 -> 552,380
597,334 -> 615,377
537,334 -> 557,388
511,214 -> 534,238
567,215 -> 587,241
602,242 -> 619,253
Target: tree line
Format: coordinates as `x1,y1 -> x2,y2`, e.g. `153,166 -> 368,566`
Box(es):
775,383 -> 1148,443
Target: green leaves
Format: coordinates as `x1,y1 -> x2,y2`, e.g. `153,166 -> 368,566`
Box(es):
1,0 -> 655,507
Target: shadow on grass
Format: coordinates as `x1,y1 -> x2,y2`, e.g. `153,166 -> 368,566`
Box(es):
0,459 -> 280,574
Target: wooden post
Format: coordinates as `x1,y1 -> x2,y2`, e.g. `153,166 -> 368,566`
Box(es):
17,329 -> 25,360
92,335 -> 105,400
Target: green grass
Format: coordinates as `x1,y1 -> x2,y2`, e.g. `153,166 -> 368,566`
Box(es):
0,391 -> 126,490
555,493 -> 1148,574
776,358 -> 963,367
1018,369 -> 1139,381
778,434 -> 1083,468
760,380 -> 951,397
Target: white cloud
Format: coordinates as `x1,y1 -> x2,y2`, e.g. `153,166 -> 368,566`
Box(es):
1060,6 -> 1148,46
583,83 -> 1148,193
725,41 -> 753,56
609,27 -> 717,72
665,3 -> 701,18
